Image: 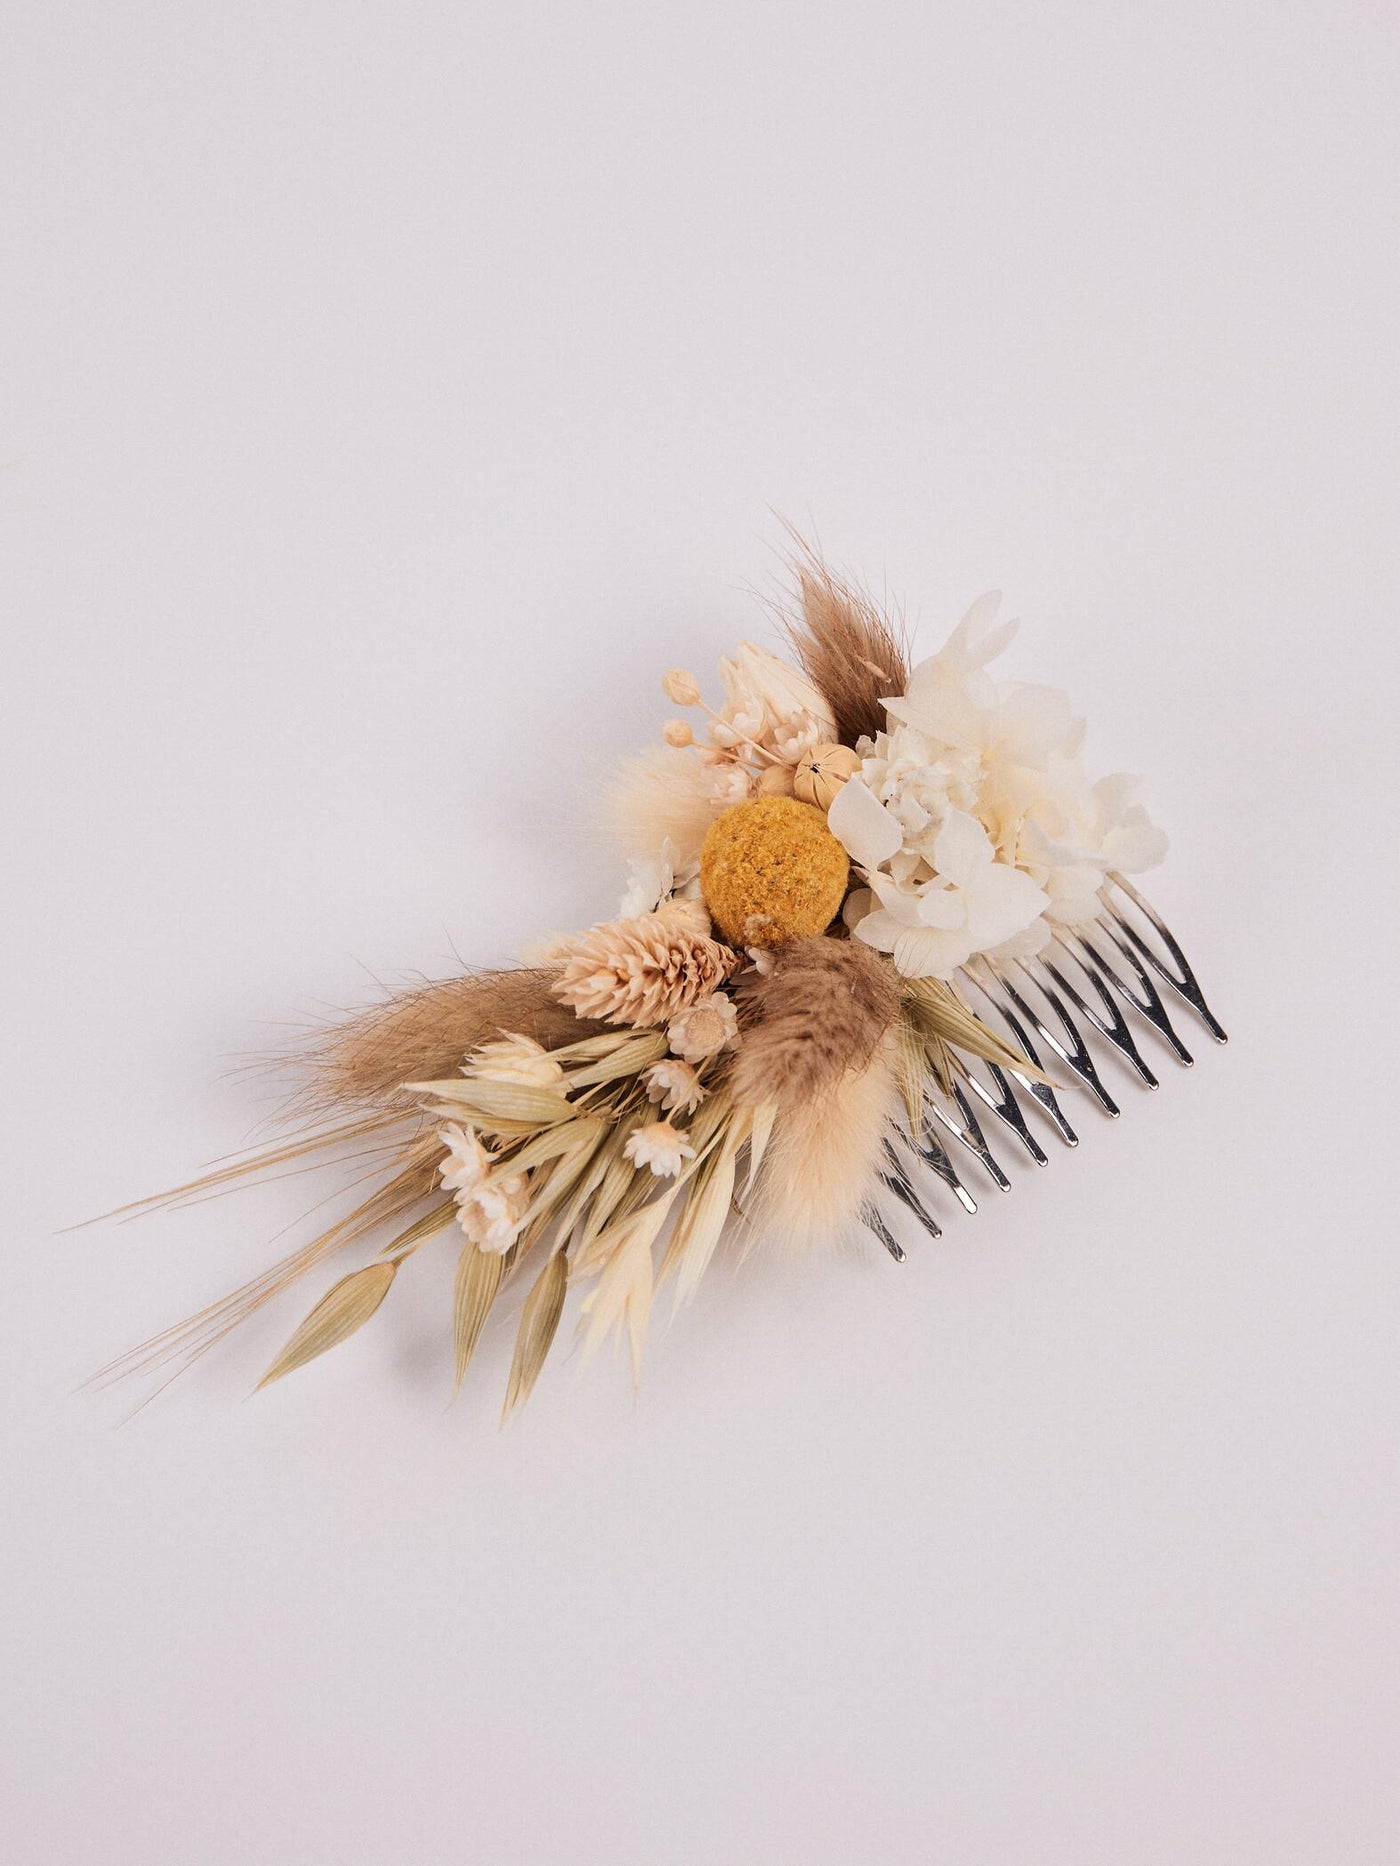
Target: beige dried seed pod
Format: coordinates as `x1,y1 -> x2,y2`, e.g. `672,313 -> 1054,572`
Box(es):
792,741 -> 862,811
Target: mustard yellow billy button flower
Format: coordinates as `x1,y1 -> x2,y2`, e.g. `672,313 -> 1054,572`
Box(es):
699,796 -> 850,948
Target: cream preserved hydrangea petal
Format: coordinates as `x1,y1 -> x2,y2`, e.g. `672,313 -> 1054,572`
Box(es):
914,886 -> 965,929
987,917 -> 1053,963
1046,865 -> 1105,927
827,775 -> 903,870
890,924 -> 967,979
996,684 -> 1081,768
842,886 -> 875,931
931,808 -> 993,887
867,871 -> 932,927
1092,772 -> 1143,818
1092,774 -> 1168,873
941,590 -> 1019,673
961,862 -> 1049,949
1102,813 -> 1168,873
885,670 -> 985,750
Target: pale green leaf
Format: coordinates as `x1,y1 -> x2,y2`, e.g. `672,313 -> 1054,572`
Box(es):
502,1250 -> 569,1420
565,1031 -> 668,1088
453,1241 -> 505,1391
256,1261 -> 397,1390
408,1079 -> 575,1126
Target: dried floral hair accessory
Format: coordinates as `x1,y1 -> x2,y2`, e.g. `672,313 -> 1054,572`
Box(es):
94,547 -> 1225,1414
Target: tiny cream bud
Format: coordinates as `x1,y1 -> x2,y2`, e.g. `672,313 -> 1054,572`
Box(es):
662,668 -> 701,706
662,718 -> 694,747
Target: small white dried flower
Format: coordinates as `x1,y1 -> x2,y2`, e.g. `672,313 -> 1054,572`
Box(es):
662,718 -> 694,747
617,837 -> 700,918
667,991 -> 739,1064
624,1120 -> 696,1178
643,1057 -> 707,1115
462,1178 -> 529,1252
438,1124 -> 528,1253
438,1122 -> 492,1196
662,668 -> 701,706
705,761 -> 755,807
465,1032 -> 566,1091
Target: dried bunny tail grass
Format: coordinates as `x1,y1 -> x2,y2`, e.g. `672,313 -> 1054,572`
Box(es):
604,744 -> 728,866
779,536 -> 910,748
288,968 -> 603,1115
731,936 -> 901,1111
749,1027 -> 899,1252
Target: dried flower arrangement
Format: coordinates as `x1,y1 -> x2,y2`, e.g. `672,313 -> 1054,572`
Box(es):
96,546 -> 1225,1412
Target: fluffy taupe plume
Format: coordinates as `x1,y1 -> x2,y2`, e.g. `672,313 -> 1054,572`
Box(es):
750,1027 -> 899,1250
551,905 -> 741,1027
781,543 -> 910,748
731,936 -> 902,1110
298,968 -> 597,1112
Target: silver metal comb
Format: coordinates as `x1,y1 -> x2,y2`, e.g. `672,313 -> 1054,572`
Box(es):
862,875 -> 1225,1256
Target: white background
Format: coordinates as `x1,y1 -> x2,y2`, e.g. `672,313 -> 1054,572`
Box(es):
4,5 -> 1398,1862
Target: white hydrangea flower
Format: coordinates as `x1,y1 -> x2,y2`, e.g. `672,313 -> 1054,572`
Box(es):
846,809 -> 1048,979
624,1120 -> 696,1178
438,1123 -> 528,1253
829,592 -> 1167,972
643,1057 -> 707,1115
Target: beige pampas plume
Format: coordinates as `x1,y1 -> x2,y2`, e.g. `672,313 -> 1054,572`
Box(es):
551,908 -> 741,1028
731,936 -> 902,1111
779,537 -> 910,749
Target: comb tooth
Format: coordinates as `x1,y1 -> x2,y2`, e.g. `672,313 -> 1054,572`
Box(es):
861,1201 -> 908,1260
997,962 -> 1122,1118
962,964 -> 1080,1146
1077,922 -> 1194,1067
1105,873 -> 1228,1044
935,1081 -> 1013,1190
1038,942 -> 1160,1089
904,1123 -> 979,1214
879,1142 -> 942,1239
955,1059 -> 1051,1166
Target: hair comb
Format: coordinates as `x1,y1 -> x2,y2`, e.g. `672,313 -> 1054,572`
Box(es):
96,546 -> 1225,1412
